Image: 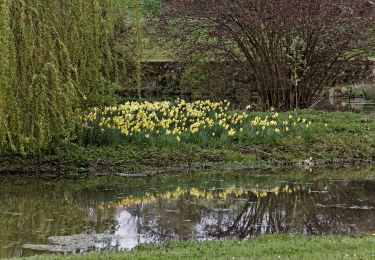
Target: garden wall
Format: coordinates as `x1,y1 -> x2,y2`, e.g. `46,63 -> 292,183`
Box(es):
116,60 -> 375,107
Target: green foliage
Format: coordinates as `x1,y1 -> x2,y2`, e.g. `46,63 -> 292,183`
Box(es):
0,0 -> 21,153
0,0 -> 133,155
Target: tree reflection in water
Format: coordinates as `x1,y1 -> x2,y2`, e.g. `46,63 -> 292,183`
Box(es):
110,181 -> 375,245
203,188 -> 359,239
2,174 -> 375,258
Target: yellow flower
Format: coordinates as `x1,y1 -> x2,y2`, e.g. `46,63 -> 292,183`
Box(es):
228,129 -> 236,136
275,128 -> 280,133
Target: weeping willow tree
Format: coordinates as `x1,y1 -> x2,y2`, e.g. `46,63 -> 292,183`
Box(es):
0,0 -> 19,152
0,0 -> 130,155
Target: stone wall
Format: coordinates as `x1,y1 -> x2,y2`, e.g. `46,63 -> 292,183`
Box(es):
116,60 -> 375,107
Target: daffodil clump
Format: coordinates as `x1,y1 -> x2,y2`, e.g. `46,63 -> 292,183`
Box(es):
248,109 -> 312,138
81,100 -> 313,146
83,99 -> 248,144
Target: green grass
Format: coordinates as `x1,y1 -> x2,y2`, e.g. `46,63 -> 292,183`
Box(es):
24,235 -> 375,259
1,110 -> 375,175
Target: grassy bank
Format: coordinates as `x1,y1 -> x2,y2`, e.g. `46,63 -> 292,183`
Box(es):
25,235 -> 375,259
1,110 -> 374,175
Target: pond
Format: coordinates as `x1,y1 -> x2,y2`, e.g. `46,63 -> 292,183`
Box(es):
1,167 -> 375,258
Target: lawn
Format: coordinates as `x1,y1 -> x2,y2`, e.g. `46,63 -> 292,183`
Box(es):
24,235 -> 375,260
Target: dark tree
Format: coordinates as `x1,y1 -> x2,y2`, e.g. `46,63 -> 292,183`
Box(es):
161,0 -> 375,109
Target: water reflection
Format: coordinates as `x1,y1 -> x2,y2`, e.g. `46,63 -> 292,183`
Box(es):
106,182 -> 375,244
1,170 -> 375,258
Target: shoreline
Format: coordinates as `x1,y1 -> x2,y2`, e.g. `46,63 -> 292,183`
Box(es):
1,153 -> 374,177
1,110 -> 374,177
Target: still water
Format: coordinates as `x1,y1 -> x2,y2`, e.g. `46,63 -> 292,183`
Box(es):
1,168 -> 375,258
